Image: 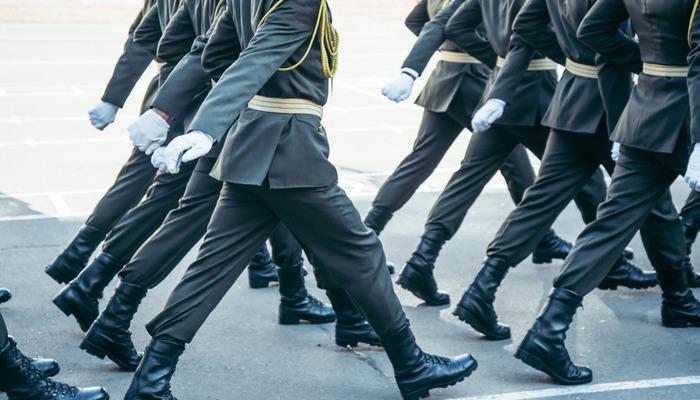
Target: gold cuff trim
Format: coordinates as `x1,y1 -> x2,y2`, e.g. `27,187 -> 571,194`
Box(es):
565,59 -> 597,79
642,63 -> 688,77
248,95 -> 324,119
440,51 -> 480,64
496,57 -> 557,71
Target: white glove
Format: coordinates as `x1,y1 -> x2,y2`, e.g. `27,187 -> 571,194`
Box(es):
128,109 -> 171,155
611,142 -> 621,162
163,131 -> 214,174
685,143 -> 700,191
150,147 -> 168,173
471,99 -> 506,133
381,69 -> 417,103
88,101 -> 119,130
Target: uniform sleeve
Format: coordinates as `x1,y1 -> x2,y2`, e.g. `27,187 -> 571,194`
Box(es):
577,0 -> 641,73
134,4 -> 164,58
512,0 -> 565,64
157,2 -> 198,65
189,0 -> 321,141
688,0 -> 700,144
100,2 -> 154,108
405,0 -> 430,36
202,8 -> 243,81
444,0 -> 497,67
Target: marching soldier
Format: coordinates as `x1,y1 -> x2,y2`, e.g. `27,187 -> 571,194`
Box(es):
514,0 -> 700,385
0,313 -> 108,400
124,0 -> 478,399
374,0 -> 571,287
394,0 -> 639,306
450,0 -> 673,342
680,190 -> 700,286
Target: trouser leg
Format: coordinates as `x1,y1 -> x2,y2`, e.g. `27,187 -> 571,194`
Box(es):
680,190 -> 700,225
146,183 -> 279,342
0,313 -> 7,346
371,111 -> 462,213
119,156 -> 222,288
499,144 -> 536,205
268,224 -> 304,267
486,129 -> 602,265
554,146 -> 680,296
101,159 -> 197,264
261,184 -> 407,337
424,125 -> 524,238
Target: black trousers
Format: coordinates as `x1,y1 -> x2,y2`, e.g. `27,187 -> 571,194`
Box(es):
554,141 -> 688,295
146,182 -> 406,343
0,313 -> 6,347
681,190 -> 700,226
84,77 -> 160,234
118,155 -> 305,288
487,125 -> 677,266
372,110 -> 535,214
425,123 -> 606,238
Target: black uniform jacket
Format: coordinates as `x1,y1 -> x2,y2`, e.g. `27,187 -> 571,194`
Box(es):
445,0 -> 557,127
133,0 -> 185,83
578,0 -> 694,153
189,0 -> 337,189
690,1 -> 700,145
149,0 -> 224,121
499,0 -> 633,135
401,0 -> 493,124
101,0 -> 156,108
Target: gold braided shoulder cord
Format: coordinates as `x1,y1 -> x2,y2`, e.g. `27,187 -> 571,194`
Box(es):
690,0 -> 699,45
214,0 -> 225,17
256,0 -> 339,78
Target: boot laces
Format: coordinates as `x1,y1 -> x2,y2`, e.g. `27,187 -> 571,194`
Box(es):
43,378 -> 79,398
423,353 -> 450,366
12,347 -> 78,397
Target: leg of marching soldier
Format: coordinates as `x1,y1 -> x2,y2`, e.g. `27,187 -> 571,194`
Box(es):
498,144 -> 535,205
679,190 -> 700,286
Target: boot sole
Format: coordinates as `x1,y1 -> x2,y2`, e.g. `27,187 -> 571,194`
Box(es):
52,294 -> 93,332
662,318 -> 700,328
514,347 -> 592,385
279,314 -> 337,325
80,337 -> 140,372
453,305 -> 510,340
248,278 -> 278,289
400,359 -> 478,400
597,281 -> 657,291
396,275 -> 450,306
335,337 -> 383,348
45,264 -> 76,285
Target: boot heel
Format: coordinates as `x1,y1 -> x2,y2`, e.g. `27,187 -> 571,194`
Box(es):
248,278 -> 272,289
335,338 -> 358,347
80,340 -> 106,360
662,319 -> 691,328
401,389 -> 430,400
531,255 -> 552,265
52,294 -> 74,317
515,347 -> 546,373
45,265 -> 72,285
279,315 -> 301,325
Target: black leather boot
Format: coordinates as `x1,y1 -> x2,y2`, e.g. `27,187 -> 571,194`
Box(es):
515,288 -> 592,385
80,281 -> 147,371
31,357 -> 60,378
453,257 -> 512,340
247,245 -> 279,288
656,264 -> 700,328
326,289 -> 381,347
364,206 -> 396,274
0,288 -> 11,304
597,257 -> 657,290
623,247 -> 634,260
0,337 -> 109,400
45,225 -> 104,284
397,230 -> 450,305
124,338 -> 184,400
278,261 -> 336,325
682,220 -> 700,288
531,230 -> 572,264
52,252 -> 123,332
382,324 -> 477,400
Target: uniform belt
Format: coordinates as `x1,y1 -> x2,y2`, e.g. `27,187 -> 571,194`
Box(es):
496,56 -> 557,71
440,51 -> 480,64
248,95 -> 323,119
642,63 -> 688,77
157,62 -> 165,74
565,59 -> 597,79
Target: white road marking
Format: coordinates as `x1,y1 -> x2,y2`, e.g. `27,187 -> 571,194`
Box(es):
0,136 -> 129,147
449,376 -> 700,400
47,193 -> 73,217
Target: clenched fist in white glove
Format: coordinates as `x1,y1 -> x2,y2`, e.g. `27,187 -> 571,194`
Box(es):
88,101 -> 119,130
685,143 -> 700,191
150,147 -> 168,173
129,109 -> 171,155
471,99 -> 506,133
611,142 -> 621,162
381,69 -> 418,103
163,131 -> 214,174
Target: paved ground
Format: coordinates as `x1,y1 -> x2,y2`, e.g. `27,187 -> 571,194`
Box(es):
1,1 -> 700,399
